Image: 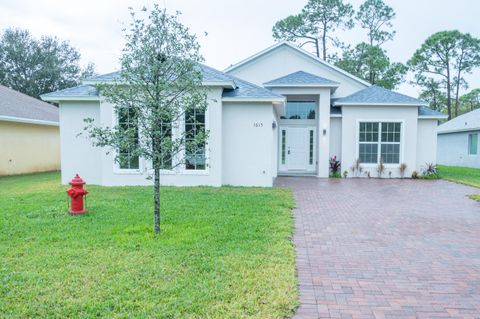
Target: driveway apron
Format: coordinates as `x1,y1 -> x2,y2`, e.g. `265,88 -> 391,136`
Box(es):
275,177 -> 480,319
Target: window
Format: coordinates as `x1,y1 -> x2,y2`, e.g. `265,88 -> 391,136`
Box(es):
281,130 -> 286,165
359,122 -> 379,163
469,133 -> 478,155
359,122 -> 401,164
118,107 -> 139,170
380,122 -> 401,164
185,107 -> 206,170
309,130 -> 314,165
282,101 -> 316,119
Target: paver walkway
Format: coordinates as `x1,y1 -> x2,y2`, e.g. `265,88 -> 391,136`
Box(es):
275,177 -> 480,319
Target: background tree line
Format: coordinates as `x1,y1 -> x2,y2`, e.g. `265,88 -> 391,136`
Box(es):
0,28 -> 95,99
273,0 -> 480,120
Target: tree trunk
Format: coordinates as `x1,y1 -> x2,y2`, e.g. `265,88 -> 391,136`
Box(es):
315,39 -> 320,58
154,167 -> 160,234
454,54 -> 464,118
446,62 -> 452,120
454,81 -> 460,118
322,30 -> 327,61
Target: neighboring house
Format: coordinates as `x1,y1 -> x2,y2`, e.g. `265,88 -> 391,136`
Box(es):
437,108 -> 480,168
41,41 -> 446,186
0,85 -> 60,175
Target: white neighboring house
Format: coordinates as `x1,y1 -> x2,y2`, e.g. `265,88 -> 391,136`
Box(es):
437,108 -> 480,168
41,41 -> 446,186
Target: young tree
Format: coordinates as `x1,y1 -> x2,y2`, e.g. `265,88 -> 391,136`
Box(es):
272,0 -> 354,61
356,0 -> 396,47
335,42 -> 406,89
408,31 -> 480,119
84,6 -> 208,234
0,28 -> 95,98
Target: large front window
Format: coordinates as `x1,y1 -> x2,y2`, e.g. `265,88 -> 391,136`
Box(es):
359,122 -> 401,164
118,107 -> 139,169
185,107 -> 206,170
282,101 -> 316,119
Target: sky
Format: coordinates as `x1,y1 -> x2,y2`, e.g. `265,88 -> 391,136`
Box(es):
0,0 -> 479,97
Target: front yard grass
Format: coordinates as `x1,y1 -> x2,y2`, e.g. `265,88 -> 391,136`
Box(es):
438,165 -> 480,188
438,165 -> 480,201
0,172 -> 298,318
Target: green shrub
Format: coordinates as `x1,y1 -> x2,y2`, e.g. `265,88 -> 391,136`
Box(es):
330,171 -> 341,178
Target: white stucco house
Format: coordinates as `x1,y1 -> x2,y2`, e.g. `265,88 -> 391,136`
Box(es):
437,108 -> 480,168
41,41 -> 446,186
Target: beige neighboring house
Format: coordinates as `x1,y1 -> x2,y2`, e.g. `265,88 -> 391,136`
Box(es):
0,84 -> 60,175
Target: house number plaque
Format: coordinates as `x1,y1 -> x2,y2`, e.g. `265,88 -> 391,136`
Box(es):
253,122 -> 264,128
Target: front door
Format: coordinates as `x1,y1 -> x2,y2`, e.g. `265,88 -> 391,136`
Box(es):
279,126 -> 316,173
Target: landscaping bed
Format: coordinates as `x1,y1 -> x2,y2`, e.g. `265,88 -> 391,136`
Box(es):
0,172 -> 297,318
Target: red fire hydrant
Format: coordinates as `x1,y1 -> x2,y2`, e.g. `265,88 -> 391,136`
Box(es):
66,174 -> 88,215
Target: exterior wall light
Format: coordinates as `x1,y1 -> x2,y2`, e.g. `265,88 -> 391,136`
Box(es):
272,121 -> 277,129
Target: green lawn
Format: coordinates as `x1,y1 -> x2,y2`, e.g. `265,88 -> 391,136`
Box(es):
0,172 -> 297,318
438,165 -> 480,201
438,165 -> 480,188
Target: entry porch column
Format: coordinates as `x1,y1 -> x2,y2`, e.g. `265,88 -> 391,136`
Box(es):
317,88 -> 331,177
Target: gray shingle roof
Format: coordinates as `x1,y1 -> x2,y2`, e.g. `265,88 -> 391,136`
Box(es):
264,71 -> 339,86
418,106 -> 446,117
45,63 -> 282,101
438,108 -> 480,134
0,85 -> 58,123
86,64 -> 234,83
199,64 -> 234,83
335,85 -> 427,106
222,76 -> 283,99
86,71 -> 119,82
41,85 -> 98,98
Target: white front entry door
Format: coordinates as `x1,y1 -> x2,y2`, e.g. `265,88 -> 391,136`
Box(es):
279,126 -> 316,173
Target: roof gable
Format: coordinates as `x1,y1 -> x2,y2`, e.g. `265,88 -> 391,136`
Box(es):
0,85 -> 58,123
225,41 -> 370,88
438,108 -> 480,134
264,71 -> 339,87
334,85 -> 427,106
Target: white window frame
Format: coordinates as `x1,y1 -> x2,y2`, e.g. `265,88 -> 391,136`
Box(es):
468,133 -> 478,156
112,105 -> 210,176
283,101 -> 317,120
180,106 -> 210,175
112,106 -> 143,175
355,119 -> 405,168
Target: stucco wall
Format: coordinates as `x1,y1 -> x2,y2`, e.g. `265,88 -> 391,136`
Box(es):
330,117 -> 342,161
222,101 -> 276,186
59,101 -> 102,184
98,88 -> 224,186
438,130 -> 480,168
416,119 -> 439,171
0,121 -> 60,175
227,45 -> 366,98
341,105 -> 418,178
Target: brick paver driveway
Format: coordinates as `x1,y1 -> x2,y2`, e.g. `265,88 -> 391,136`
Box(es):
275,177 -> 480,319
